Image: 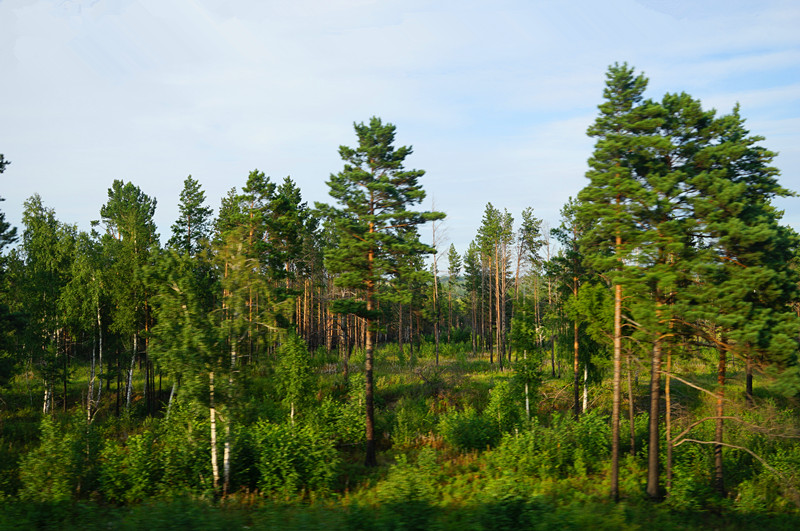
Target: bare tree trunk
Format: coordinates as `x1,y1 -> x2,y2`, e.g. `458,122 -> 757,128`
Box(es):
398,303 -> 404,360
715,344 -> 726,497
647,337 -> 663,499
495,245 -> 502,370
573,317 -> 580,419
611,281 -> 622,501
166,381 -> 178,420
666,347 -> 673,494
95,311 -> 104,418
627,353 -> 635,457
88,325 -> 97,423
524,350 -> 530,421
364,315 -> 377,467
223,419 -> 231,495
582,365 -> 588,412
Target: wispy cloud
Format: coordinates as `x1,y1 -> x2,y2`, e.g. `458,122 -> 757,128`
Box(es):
1,0 -> 798,253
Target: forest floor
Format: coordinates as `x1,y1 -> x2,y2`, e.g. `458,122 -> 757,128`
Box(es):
1,344 -> 800,529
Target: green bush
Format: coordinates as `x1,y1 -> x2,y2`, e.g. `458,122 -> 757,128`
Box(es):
439,406 -> 500,451
100,405 -> 212,503
373,448 -> 439,530
306,396 -> 365,447
19,414 -> 102,502
484,380 -> 523,435
251,420 -> 340,496
487,411 -> 610,480
392,396 -> 437,447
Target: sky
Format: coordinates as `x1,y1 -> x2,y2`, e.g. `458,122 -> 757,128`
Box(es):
1,0 -> 799,261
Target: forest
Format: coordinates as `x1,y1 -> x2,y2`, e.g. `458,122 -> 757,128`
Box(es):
1,63 -> 799,529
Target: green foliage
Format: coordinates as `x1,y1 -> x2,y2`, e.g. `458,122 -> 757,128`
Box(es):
250,421 -> 340,496
438,406 -> 500,451
275,333 -> 316,420
488,411 -> 610,479
392,396 -> 437,447
19,415 -> 101,502
484,380 -> 523,434
100,406 -> 212,503
306,396 -> 366,447
372,448 -> 439,530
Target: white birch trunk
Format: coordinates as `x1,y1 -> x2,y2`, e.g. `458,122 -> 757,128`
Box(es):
166,381 -> 178,420
210,371 -> 219,489
582,365 -> 589,412
223,420 -> 231,495
88,333 -> 96,422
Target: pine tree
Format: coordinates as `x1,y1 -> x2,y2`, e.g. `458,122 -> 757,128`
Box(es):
681,105 -> 799,496
446,243 -> 461,342
318,116 -> 444,466
577,62 -> 661,500
168,175 -> 213,255
552,198 -> 589,419
0,154 -> 17,253
100,180 -> 159,412
0,154 -> 18,388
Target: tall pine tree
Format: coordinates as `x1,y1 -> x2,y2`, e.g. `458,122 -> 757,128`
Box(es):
318,117 -> 444,466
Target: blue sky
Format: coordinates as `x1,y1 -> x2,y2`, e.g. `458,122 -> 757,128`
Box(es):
1,0 -> 799,261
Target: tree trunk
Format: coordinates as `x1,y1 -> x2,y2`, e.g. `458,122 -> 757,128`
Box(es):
223,419 -> 231,495
573,317 -> 580,419
495,245 -> 502,370
666,347 -> 673,494
210,371 -> 219,491
611,281 -> 622,501
714,344 -> 726,497
126,334 -> 137,409
627,353 -> 635,457
166,381 -> 178,420
646,337 -> 663,499
364,316 -> 377,467
582,365 -> 588,413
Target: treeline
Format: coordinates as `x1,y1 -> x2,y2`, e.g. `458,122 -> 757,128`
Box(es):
0,64 -> 799,512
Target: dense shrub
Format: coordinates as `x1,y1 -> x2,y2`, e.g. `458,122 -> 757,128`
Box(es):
371,448 -> 439,530
306,396 -> 365,447
19,414 -> 102,502
392,396 -> 437,447
100,405 -> 212,503
251,420 -> 340,496
439,406 -> 500,451
487,410 -> 610,479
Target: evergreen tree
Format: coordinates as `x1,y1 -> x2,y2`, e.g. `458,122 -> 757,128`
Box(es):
552,197 -> 590,419
168,175 -> 213,255
577,62 -> 661,500
100,180 -> 159,412
0,154 -> 18,388
318,116 -> 444,466
446,243 -> 461,341
463,241 -> 481,356
0,154 -> 17,253
14,195 -> 77,413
